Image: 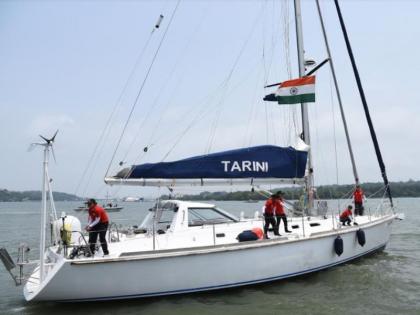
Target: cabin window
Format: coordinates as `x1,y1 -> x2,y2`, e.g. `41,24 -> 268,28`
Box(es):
188,207 -> 236,226
140,202 -> 177,231
158,209 -> 175,224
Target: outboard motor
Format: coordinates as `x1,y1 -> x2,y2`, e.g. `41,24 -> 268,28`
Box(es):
356,229 -> 366,247
334,236 -> 343,256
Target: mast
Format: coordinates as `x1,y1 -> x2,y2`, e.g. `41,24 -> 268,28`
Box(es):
293,0 -> 314,210
35,131 -> 57,282
315,0 -> 360,184
334,0 -> 393,207
39,144 -> 49,282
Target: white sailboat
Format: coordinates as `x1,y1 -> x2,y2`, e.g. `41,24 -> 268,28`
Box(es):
0,0 -> 402,302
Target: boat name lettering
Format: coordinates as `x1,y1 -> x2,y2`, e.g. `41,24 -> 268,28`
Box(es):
221,161 -> 268,172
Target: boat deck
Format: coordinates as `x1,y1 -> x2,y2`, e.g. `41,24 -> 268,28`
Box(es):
68,213 -> 386,261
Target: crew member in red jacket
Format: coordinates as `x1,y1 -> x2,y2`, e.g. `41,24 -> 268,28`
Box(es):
353,185 -> 365,216
86,199 -> 109,256
263,193 -> 280,238
340,205 -> 353,226
274,191 -> 291,235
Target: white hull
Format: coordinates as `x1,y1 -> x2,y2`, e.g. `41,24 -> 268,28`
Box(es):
24,214 -> 395,302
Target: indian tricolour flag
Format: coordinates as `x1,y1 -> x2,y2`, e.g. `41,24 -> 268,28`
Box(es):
274,75 -> 316,104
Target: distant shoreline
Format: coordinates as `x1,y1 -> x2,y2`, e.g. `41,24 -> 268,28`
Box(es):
2,180 -> 419,202
0,189 -> 81,202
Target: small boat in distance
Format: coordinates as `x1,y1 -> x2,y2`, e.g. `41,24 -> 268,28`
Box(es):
73,201 -> 123,212
123,196 -> 144,202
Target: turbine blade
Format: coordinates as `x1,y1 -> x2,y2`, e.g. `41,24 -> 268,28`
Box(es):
51,130 -> 59,142
51,147 -> 57,164
39,135 -> 48,142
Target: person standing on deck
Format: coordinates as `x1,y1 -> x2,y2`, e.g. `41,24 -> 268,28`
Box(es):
86,199 -> 109,256
263,193 -> 280,238
340,205 -> 353,226
353,185 -> 365,216
274,191 -> 291,234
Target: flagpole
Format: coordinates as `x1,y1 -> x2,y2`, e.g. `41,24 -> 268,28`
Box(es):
294,0 -> 314,212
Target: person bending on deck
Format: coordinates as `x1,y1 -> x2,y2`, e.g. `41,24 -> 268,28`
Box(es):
274,191 -> 291,235
353,185 -> 365,216
86,198 -> 109,256
340,205 -> 353,226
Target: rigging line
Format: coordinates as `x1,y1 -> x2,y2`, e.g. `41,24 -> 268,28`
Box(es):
264,102 -> 269,144
151,74 -> 228,149
142,93 -> 218,163
157,53 -> 264,161
159,75 -> 245,162
205,2 -> 266,154
204,58 -> 264,150
205,73 -> 239,154
330,73 -> 340,187
206,61 -> 260,153
105,0 -> 181,178
263,3 -> 281,87
324,73 -> 340,204
245,62 -> 265,147
284,8 -> 298,140
120,3 -> 210,166
151,79 -> 229,162
282,0 -> 292,79
269,98 -> 278,145
254,2 -> 270,147
367,185 -> 387,199
309,99 -> 319,188
143,65 -> 225,157
340,187 -> 354,200
92,184 -> 107,199
158,16 -> 264,159
160,91 -> 223,162
316,0 -> 359,185
75,17 -> 160,197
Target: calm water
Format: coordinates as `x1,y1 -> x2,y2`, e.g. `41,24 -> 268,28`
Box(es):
0,199 -> 418,315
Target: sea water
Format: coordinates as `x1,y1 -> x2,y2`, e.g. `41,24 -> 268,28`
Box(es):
0,198 -> 418,315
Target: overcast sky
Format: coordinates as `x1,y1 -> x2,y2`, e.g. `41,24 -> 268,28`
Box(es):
0,0 -> 418,199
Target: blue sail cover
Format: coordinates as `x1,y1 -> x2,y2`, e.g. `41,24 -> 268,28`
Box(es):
122,145 -> 308,180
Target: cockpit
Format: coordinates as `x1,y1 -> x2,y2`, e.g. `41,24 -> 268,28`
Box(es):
139,201 -> 238,233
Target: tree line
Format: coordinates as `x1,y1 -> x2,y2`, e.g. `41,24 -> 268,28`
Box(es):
2,180 -> 420,202
0,189 -> 81,202
161,180 -> 420,201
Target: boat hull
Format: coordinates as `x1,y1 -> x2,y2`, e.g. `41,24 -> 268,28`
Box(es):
24,215 -> 394,302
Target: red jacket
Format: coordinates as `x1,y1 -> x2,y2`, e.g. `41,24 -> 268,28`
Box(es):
264,198 -> 284,216
353,188 -> 364,203
274,197 -> 285,216
88,205 -> 109,223
340,208 -> 352,219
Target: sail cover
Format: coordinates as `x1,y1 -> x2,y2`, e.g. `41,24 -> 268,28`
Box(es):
114,145 -> 308,180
